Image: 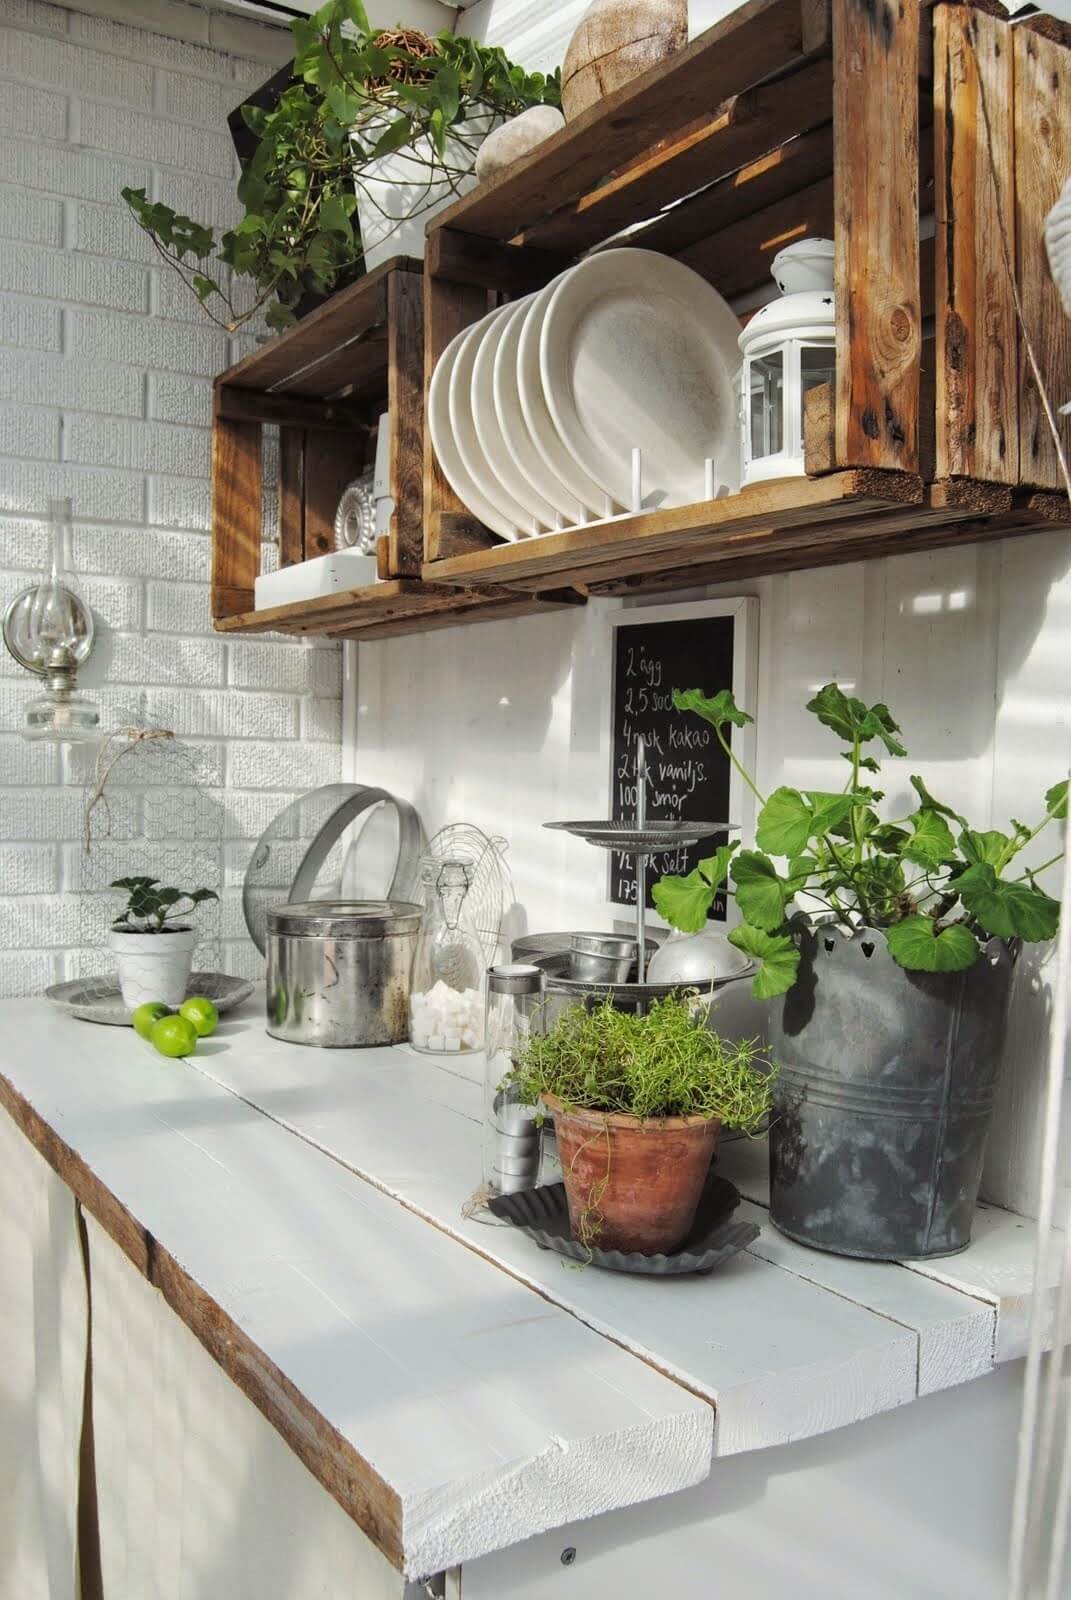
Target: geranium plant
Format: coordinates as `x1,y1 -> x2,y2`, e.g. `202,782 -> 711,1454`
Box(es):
122,0 -> 558,331
110,876 -> 219,934
652,685 -> 1066,999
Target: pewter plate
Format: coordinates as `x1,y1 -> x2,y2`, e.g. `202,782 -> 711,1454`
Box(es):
487,1171 -> 759,1276
45,972 -> 254,1026
543,820 -> 735,855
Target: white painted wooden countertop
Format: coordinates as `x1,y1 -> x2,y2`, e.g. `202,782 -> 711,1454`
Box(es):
2,993 -> 1058,1576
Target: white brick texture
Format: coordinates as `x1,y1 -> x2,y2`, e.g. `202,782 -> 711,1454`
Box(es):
0,3 -> 343,997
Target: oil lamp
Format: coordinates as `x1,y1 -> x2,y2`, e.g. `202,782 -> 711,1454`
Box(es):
2,499 -> 99,741
739,238 -> 836,486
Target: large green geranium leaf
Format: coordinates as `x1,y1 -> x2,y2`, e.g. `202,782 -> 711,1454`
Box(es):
806,684 -> 905,755
671,687 -> 753,731
902,809 -> 956,869
756,787 -> 812,857
806,791 -> 856,836
728,924 -> 801,998
959,829 -> 1010,867
909,775 -> 966,828
885,917 -> 980,972
651,867 -> 713,933
698,842 -> 738,890
956,863 -> 1060,942
1046,779 -> 1068,820
858,703 -> 906,757
731,851 -> 787,931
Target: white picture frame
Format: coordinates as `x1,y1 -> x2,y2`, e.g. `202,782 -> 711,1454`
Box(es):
605,596 -> 759,931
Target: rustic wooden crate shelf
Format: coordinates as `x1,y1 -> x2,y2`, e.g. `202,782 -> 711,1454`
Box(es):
211,256 -> 581,640
421,0 -> 1070,594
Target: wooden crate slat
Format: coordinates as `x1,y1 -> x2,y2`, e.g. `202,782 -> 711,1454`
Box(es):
934,6 -> 1018,482
429,0 -> 810,246
210,398 -> 262,619
423,471 -> 923,588
217,257 -> 413,398
275,327 -> 389,400
629,119 -> 834,262
677,171 -> 834,299
211,579 -> 583,640
422,273 -> 494,563
303,428 -> 367,561
520,55 -> 834,257
1014,23 -> 1071,490
278,429 -> 304,569
833,0 -> 921,471
386,267 -> 425,576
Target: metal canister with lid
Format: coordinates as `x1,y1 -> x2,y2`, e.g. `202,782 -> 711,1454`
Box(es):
483,964 -> 545,1194
265,899 -> 422,1047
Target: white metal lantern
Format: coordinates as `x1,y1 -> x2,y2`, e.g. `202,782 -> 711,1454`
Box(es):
739,238 -> 836,486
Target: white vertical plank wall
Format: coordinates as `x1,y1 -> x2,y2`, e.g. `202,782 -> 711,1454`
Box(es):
84,1214 -> 408,1600
0,1108 -> 87,1600
354,534 -> 1071,1225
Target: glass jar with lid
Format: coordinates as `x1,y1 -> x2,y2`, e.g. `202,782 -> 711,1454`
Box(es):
483,964 -> 545,1194
409,859 -> 485,1054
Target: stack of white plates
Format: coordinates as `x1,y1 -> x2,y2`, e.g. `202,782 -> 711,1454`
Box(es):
427,248 -> 743,543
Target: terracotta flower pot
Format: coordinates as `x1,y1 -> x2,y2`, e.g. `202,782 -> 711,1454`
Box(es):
543,1092 -> 720,1255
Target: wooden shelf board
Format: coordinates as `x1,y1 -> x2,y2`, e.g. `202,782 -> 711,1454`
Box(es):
212,579 -> 582,641
215,255 -> 420,403
429,0 -> 813,247
423,472 -> 926,589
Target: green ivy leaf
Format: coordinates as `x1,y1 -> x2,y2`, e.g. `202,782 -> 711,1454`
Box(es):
672,687 -> 753,732
755,788 -> 812,858
191,274 -> 217,302
727,924 -> 801,999
318,193 -> 353,236
370,112 -> 414,159
886,916 -> 980,972
1046,779 -> 1068,820
959,829 -> 1010,867
902,809 -> 956,869
956,863 -> 1060,942
651,867 -> 713,933
730,851 -> 787,932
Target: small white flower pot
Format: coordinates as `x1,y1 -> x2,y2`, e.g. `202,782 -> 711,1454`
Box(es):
109,927 -> 196,1010
352,108 -> 500,272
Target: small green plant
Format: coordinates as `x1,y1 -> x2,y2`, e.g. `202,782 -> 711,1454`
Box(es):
110,876 -> 218,934
652,685 -> 1067,999
508,995 -> 775,1130
122,0 -> 558,331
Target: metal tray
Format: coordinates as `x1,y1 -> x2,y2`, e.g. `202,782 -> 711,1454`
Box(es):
45,972 -> 254,1026
487,1171 -> 759,1276
543,819 -> 735,855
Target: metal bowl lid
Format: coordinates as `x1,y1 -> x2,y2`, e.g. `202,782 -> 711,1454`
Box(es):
266,899 -> 422,938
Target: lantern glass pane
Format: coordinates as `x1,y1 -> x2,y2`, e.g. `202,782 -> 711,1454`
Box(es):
801,345 -> 836,397
748,351 -> 784,459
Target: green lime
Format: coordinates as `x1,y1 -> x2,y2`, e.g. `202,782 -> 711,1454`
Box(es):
150,1013 -> 198,1060
180,996 -> 219,1038
132,1001 -> 170,1041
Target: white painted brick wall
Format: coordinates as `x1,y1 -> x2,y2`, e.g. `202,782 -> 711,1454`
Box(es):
0,0 -> 341,996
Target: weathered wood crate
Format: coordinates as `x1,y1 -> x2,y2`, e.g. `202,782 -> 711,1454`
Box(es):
210,256 -> 577,638
421,0 -> 1070,597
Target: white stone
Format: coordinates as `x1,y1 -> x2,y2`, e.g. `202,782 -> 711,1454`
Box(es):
474,104 -> 566,184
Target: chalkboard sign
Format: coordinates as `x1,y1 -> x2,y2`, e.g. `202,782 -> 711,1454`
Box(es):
609,601 -> 755,923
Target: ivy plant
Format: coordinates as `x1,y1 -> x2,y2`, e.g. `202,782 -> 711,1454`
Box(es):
111,877 -> 219,934
122,0 -> 558,331
651,685 -> 1066,999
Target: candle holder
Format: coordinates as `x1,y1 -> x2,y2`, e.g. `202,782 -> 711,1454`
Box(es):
738,238 -> 836,487
2,499 -> 99,741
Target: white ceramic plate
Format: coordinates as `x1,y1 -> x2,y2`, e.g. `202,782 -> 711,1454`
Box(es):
493,296 -> 588,527
471,299 -> 563,531
540,247 -> 742,509
449,308 -> 543,539
427,318 -> 523,542
516,276 -> 619,520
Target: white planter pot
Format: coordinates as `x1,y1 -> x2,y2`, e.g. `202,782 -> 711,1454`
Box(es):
109,927 -> 196,1010
352,108 -> 500,272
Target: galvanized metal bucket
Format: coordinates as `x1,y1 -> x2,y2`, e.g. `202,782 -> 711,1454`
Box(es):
768,923 -> 1018,1260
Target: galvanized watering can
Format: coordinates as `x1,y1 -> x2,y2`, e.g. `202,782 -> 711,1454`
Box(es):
768,923 -> 1018,1260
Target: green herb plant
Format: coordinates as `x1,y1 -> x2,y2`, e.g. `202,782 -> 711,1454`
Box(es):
509,995 -> 775,1130
110,877 -> 219,934
122,0 -> 558,331
651,685 -> 1067,999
